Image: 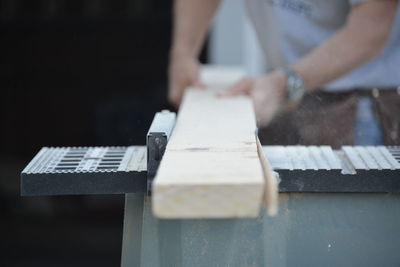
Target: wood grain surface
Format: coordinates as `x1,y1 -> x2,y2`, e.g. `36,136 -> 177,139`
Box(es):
152,66 -> 265,218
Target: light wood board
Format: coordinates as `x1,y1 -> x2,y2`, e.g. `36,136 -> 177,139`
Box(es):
152,66 -> 265,218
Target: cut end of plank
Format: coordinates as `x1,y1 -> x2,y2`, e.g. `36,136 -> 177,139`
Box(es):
153,183 -> 264,219
256,136 -> 279,217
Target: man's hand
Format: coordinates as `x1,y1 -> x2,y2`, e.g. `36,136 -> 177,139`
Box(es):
220,71 -> 288,127
168,54 -> 204,107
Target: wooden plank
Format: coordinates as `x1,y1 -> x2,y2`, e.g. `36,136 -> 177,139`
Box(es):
152,66 -> 265,218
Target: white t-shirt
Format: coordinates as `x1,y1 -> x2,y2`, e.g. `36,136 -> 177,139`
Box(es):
244,0 -> 400,91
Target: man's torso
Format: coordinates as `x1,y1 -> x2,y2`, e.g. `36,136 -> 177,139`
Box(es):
244,0 -> 400,91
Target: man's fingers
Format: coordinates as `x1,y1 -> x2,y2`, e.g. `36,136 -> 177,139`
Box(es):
169,75 -> 204,107
168,89 -> 181,108
218,77 -> 253,97
168,80 -> 185,107
193,79 -> 206,89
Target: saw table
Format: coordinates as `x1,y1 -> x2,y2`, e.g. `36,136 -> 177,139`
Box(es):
21,110 -> 400,267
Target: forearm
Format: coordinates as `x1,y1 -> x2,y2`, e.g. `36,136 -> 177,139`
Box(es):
171,0 -> 221,58
291,0 -> 397,91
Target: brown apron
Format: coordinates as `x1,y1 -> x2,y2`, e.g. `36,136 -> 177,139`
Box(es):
259,89 -> 400,148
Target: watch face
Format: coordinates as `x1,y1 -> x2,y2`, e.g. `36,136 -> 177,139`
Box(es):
292,86 -> 303,100
288,74 -> 304,101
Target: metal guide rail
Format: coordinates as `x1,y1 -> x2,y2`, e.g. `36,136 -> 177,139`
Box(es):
21,146 -> 147,196
21,143 -> 400,196
265,146 -> 400,192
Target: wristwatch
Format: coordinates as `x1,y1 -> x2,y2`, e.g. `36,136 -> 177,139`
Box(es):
281,68 -> 305,103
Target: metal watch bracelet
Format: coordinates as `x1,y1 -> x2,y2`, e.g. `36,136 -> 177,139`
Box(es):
281,67 -> 305,103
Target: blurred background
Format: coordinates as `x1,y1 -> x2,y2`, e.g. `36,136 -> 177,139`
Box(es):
0,0 -> 262,266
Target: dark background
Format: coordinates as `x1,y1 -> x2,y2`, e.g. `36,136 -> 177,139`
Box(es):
0,1 -> 207,266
